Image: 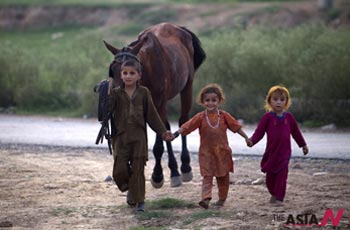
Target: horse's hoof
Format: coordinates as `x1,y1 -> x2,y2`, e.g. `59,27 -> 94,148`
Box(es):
170,176 -> 182,187
151,178 -> 164,189
181,171 -> 193,182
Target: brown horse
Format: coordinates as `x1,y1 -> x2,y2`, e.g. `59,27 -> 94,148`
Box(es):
104,22 -> 206,187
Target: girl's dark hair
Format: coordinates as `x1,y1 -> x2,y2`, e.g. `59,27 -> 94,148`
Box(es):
196,83 -> 225,105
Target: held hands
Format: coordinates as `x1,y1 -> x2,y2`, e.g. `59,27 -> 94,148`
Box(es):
173,131 -> 180,138
170,129 -> 182,140
161,129 -> 182,142
246,138 -> 253,147
302,145 -> 309,155
162,131 -> 175,142
237,129 -> 253,147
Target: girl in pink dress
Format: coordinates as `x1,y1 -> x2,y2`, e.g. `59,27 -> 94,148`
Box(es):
173,83 -> 250,209
247,85 -> 309,206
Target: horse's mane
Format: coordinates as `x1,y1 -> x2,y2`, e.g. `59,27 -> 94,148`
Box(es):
128,39 -> 139,47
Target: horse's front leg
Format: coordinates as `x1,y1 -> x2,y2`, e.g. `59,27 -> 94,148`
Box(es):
165,121 -> 182,187
151,134 -> 165,188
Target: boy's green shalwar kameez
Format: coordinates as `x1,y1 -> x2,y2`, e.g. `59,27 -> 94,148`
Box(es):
109,85 -> 166,204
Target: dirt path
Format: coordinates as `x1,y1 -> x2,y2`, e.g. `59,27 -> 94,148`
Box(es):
0,144 -> 349,229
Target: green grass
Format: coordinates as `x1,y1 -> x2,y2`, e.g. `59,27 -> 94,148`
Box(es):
147,197 -> 196,209
131,198 -> 228,229
134,198 -> 196,221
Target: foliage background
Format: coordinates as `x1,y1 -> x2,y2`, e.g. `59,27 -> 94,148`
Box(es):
0,0 -> 349,126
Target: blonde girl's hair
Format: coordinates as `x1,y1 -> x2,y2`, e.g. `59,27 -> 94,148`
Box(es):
196,83 -> 226,106
264,85 -> 292,112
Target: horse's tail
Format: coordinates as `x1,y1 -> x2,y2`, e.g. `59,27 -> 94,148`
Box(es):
181,27 -> 206,71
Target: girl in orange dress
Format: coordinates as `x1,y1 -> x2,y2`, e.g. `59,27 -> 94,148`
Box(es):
173,83 -> 251,209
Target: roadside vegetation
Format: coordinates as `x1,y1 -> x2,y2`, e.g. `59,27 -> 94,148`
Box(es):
0,1 -> 349,126
0,0 -> 304,6
194,25 -> 350,126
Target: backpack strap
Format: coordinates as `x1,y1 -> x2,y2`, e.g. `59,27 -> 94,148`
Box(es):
97,80 -> 110,122
95,79 -> 113,155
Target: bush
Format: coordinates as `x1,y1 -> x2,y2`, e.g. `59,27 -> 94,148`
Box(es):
191,25 -> 350,126
0,28 -> 110,115
1,24 -> 349,126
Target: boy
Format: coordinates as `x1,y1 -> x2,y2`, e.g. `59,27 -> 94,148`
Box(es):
108,59 -> 173,211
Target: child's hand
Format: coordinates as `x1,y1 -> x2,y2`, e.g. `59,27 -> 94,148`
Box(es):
162,131 -> 175,142
302,145 -> 309,155
172,131 -> 180,139
171,129 -> 182,139
246,138 -> 253,147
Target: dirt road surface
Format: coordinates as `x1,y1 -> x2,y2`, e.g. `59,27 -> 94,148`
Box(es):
0,115 -> 350,229
1,144 -> 349,230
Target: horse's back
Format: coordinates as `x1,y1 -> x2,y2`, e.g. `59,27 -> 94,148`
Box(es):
140,23 -> 194,61
142,23 -> 191,45
137,23 -> 195,98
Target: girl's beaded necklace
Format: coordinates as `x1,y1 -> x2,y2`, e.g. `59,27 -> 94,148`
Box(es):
205,109 -> 220,129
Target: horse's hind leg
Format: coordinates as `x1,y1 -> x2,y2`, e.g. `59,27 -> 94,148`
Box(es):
165,121 -> 182,187
179,82 -> 193,182
151,134 -> 165,188
180,135 -> 192,182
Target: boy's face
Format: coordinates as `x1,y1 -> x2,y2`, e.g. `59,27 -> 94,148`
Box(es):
120,66 -> 141,87
270,92 -> 287,113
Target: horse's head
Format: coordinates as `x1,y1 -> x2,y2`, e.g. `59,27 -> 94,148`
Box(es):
104,39 -> 145,87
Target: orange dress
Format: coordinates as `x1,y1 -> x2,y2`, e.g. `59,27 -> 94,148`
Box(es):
180,110 -> 242,177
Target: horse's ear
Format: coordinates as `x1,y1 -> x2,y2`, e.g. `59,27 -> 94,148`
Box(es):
103,40 -> 120,55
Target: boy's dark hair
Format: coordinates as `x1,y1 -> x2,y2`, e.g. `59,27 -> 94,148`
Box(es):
121,59 -> 142,73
